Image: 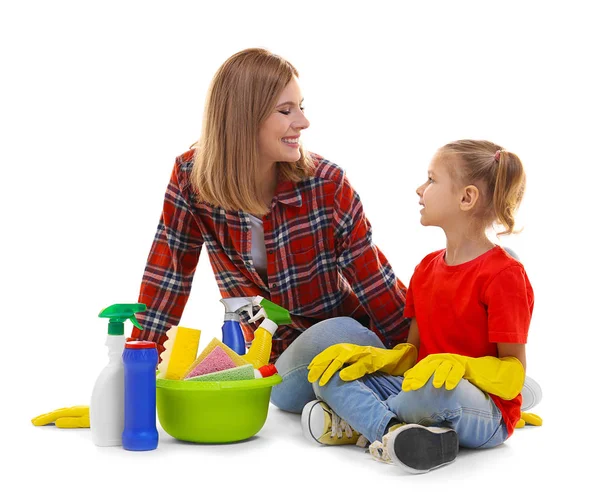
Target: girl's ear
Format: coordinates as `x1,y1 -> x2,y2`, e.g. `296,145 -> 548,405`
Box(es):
459,185 -> 480,211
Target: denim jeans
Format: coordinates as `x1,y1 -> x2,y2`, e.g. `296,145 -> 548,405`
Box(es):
273,317 -> 508,448
272,317 -> 385,413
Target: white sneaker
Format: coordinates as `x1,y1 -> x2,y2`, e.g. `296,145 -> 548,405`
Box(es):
384,424 -> 459,474
301,400 -> 362,446
521,376 -> 543,411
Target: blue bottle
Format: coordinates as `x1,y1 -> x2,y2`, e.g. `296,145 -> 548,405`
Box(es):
219,298 -> 253,354
122,340 -> 159,451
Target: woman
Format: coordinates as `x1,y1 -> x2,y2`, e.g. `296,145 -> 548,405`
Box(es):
131,47 -> 409,412
132,48 -> 541,433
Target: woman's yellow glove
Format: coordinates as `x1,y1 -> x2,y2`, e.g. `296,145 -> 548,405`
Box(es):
308,343 -> 417,386
401,354 -> 525,400
31,406 -> 90,428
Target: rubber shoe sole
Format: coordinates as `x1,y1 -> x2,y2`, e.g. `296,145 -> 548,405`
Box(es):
387,424 -> 459,474
521,376 -> 543,411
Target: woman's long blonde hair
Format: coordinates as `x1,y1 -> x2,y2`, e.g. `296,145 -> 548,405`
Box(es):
191,48 -> 314,215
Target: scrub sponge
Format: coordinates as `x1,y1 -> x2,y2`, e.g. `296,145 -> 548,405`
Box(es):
183,337 -> 247,379
185,346 -> 236,379
157,326 -> 201,380
185,363 -> 255,382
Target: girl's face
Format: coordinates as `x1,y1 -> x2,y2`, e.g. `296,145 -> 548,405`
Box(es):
257,76 -> 310,169
416,154 -> 462,228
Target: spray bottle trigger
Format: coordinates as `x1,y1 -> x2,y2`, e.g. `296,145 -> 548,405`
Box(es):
248,308 -> 266,325
129,315 -> 143,330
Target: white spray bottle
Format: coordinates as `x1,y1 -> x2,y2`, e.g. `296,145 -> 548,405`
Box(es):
90,303 -> 146,447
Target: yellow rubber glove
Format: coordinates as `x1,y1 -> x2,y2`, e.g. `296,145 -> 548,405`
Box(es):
402,353 -> 525,400
31,406 -> 90,428
515,411 -> 543,428
308,343 -> 417,386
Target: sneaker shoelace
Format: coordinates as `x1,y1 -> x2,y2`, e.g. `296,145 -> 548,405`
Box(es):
369,440 -> 393,464
369,424 -> 404,463
330,410 -> 355,439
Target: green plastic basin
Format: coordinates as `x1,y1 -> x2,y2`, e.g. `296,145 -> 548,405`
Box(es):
156,374 -> 282,444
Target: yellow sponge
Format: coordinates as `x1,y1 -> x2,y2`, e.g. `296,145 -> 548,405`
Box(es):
183,337 -> 247,378
157,326 -> 202,380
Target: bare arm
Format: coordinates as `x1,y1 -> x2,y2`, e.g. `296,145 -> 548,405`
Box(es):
497,342 -> 527,372
407,319 -> 420,351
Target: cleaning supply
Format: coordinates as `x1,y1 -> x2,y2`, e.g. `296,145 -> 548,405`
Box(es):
31,406 -> 90,428
401,353 -> 526,400
183,337 -> 247,379
308,343 -> 417,386
243,296 -> 291,368
157,326 -> 201,380
122,340 -> 159,451
90,303 -> 146,447
156,374 -> 282,443
185,345 -> 236,379
185,363 -> 255,382
220,297 -> 253,354
254,363 -> 278,378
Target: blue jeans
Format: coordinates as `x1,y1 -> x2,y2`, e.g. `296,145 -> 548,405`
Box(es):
273,317 -> 508,448
272,317 -> 385,413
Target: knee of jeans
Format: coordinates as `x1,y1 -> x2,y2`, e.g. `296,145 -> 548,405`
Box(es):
310,371 -> 343,401
270,386 -> 299,413
396,378 -> 489,421
270,378 -> 313,414
304,317 -> 384,351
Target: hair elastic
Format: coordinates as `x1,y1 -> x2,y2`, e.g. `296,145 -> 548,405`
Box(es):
494,150 -> 505,162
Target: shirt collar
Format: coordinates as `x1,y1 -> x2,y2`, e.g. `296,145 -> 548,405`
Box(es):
273,179 -> 303,207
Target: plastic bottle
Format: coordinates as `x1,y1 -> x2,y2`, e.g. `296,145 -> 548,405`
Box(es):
220,297 -> 253,355
253,363 -> 278,378
122,340 -> 159,451
90,303 -> 146,447
244,296 -> 291,368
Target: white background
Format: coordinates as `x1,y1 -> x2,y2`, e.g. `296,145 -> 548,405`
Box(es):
2,0 -> 598,500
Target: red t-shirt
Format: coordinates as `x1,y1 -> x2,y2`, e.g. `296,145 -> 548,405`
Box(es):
403,246 -> 534,436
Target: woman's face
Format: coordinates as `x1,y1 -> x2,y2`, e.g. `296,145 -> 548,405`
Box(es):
257,76 -> 310,169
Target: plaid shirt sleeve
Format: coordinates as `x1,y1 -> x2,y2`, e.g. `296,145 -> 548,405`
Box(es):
333,170 -> 411,346
131,157 -> 203,354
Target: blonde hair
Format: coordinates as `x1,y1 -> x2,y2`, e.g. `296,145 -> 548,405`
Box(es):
439,139 -> 526,235
191,48 -> 314,215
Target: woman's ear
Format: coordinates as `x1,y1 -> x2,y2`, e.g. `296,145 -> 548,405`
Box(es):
459,185 -> 480,211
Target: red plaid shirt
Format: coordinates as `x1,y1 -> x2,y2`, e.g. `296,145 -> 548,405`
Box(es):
132,150 -> 410,360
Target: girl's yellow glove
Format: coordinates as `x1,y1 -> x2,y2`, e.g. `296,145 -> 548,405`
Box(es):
402,353 -> 525,400
308,343 -> 417,386
516,411 -> 543,428
31,406 -> 90,428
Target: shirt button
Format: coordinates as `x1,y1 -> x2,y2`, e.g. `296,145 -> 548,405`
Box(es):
271,283 -> 277,288
268,250 -> 274,255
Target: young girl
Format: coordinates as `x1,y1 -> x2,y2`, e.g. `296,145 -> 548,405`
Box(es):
302,140 -> 534,473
